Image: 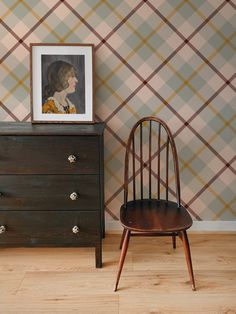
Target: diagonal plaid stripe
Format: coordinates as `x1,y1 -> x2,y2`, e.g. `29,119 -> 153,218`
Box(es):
146,0 -> 236,91
0,0 -> 235,223
0,100 -> 19,121
186,155 -> 236,207
0,0 -> 62,63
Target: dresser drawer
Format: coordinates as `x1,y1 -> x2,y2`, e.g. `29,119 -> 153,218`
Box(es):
0,136 -> 99,174
0,175 -> 100,211
0,211 -> 100,246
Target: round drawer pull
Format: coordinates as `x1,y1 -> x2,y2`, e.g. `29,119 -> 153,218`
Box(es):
68,155 -> 77,163
72,226 -> 80,234
0,225 -> 6,234
70,192 -> 79,201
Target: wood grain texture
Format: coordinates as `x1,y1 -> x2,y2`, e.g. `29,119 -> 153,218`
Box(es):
0,136 -> 99,174
0,122 -> 105,269
120,199 -> 192,232
0,174 -> 99,210
0,233 -> 235,313
0,210 -> 100,246
0,122 -> 105,136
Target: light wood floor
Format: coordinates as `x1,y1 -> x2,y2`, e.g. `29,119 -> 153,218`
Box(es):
1,233 -> 236,314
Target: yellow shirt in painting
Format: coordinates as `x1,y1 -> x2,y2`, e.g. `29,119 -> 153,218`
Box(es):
42,97 -> 77,114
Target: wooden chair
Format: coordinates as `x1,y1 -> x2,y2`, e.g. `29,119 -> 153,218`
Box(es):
114,116 -> 196,291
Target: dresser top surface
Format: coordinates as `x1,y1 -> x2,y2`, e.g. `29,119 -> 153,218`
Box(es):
0,122 -> 105,136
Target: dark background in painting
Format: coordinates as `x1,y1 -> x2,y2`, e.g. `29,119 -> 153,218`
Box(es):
41,55 -> 85,113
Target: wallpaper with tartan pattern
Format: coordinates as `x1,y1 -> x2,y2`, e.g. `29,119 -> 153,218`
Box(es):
0,0 -> 235,226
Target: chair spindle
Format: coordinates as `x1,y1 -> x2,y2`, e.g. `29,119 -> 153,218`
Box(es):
166,137 -> 169,201
157,123 -> 161,200
132,136 -> 136,200
140,123 -> 143,199
149,121 -> 152,198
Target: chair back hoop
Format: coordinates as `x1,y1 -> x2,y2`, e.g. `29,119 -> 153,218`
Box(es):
124,116 -> 181,207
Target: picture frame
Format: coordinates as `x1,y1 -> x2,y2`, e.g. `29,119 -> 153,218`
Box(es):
30,43 -> 94,123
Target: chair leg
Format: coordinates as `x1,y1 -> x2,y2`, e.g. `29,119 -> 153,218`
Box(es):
179,230 -> 196,291
119,228 -> 126,249
114,229 -> 131,292
172,234 -> 176,249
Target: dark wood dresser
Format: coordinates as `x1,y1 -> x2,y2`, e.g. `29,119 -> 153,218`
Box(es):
0,122 -> 105,268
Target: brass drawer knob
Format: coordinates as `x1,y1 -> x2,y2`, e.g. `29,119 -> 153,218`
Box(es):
68,155 -> 77,163
70,192 -> 78,201
72,226 -> 80,234
0,225 -> 6,234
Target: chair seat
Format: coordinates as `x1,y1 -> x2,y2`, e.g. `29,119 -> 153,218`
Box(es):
120,199 -> 193,233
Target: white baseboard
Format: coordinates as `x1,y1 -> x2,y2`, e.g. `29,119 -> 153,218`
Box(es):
190,221 -> 236,231
106,221 -> 236,233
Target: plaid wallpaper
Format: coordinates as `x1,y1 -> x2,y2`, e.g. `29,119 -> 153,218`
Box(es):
0,0 -> 235,226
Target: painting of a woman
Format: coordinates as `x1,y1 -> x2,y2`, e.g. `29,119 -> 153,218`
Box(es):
31,44 -> 93,123
42,60 -> 78,114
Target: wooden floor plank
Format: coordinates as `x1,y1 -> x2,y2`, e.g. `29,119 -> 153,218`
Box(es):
119,294 -> 236,314
1,295 -> 119,314
0,233 -> 236,314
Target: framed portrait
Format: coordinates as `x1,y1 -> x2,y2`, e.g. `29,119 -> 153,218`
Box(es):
30,43 -> 94,123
